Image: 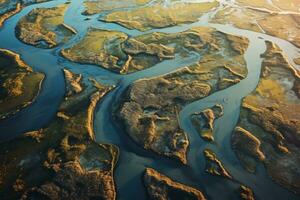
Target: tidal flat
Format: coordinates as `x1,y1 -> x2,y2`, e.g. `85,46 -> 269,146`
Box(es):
117,27 -> 249,164
0,69 -> 118,200
103,1 -> 219,31
212,0 -> 300,48
232,41 -> 300,194
0,0 -> 300,200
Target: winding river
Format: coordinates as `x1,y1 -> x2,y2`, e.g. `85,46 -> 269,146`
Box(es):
0,0 -> 299,199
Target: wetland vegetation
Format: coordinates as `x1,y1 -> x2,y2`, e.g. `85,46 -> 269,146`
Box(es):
0,0 -> 299,199
0,49 -> 44,120
0,70 -> 118,200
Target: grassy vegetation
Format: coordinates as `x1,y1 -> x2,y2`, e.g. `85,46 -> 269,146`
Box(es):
0,49 -> 44,120
62,26 -> 249,74
0,0 -> 55,27
61,28 -> 128,72
0,2 -> 21,27
83,0 -> 151,15
212,4 -> 300,48
236,0 -> 300,12
104,1 -> 219,31
16,4 -> 75,48
233,41 -> 300,194
236,0 -> 279,11
203,149 -> 232,179
144,168 -> 206,200
118,27 -> 250,163
0,71 -> 118,199
191,105 -> 223,142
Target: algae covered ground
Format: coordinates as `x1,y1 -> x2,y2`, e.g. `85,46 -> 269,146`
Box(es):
0,0 -> 300,200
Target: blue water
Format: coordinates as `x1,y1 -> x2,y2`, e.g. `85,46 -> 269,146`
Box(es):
0,0 -> 299,199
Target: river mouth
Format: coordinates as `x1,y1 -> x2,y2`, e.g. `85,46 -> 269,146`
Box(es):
0,0 -> 299,199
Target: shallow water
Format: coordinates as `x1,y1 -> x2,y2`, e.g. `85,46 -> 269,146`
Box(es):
0,0 -> 299,199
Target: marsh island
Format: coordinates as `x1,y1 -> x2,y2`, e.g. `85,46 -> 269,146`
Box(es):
0,0 -> 299,200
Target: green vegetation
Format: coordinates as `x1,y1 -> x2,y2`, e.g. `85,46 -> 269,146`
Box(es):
16,4 -> 76,48
232,41 -> 300,194
212,3 -> 300,48
62,27 -> 249,74
0,0 -> 55,27
0,70 -> 118,199
0,49 -> 44,120
83,0 -> 151,15
103,1 -> 219,31
118,27 -> 249,163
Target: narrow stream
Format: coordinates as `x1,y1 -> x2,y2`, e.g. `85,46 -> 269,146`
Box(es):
0,0 -> 299,199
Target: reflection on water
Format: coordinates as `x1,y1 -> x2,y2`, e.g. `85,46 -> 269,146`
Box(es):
0,0 -> 299,199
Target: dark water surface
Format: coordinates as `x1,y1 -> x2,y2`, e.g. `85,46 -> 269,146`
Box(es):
0,0 -> 299,199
